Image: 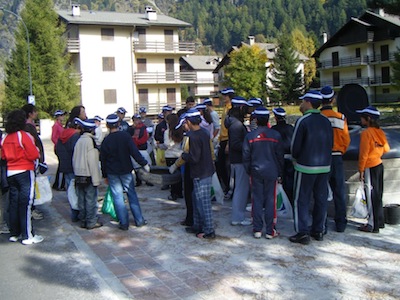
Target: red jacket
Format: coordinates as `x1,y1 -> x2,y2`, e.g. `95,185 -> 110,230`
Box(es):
52,120 -> 64,146
130,122 -> 148,150
1,131 -> 40,171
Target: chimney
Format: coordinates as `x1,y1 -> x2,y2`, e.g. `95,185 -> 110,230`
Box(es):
145,6 -> 157,21
322,32 -> 328,44
248,36 -> 255,46
71,4 -> 80,17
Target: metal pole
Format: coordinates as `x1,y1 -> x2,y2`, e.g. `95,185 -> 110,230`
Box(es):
1,8 -> 33,98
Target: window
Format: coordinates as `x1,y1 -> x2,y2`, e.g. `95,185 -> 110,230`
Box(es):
382,66 -> 390,83
102,57 -> 115,71
104,89 -> 117,104
332,52 -> 339,67
356,69 -> 361,79
101,28 -> 114,41
382,88 -> 390,94
381,45 -> 389,61
167,88 -> 176,106
355,48 -> 361,58
139,89 -> 148,107
137,58 -> 146,72
332,72 -> 340,86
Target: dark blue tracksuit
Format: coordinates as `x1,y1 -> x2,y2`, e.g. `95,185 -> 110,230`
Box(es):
291,109 -> 333,234
243,126 -> 284,235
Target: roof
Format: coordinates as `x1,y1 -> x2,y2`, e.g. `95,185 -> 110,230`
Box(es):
180,56 -> 221,70
213,42 -> 308,73
313,10 -> 400,58
57,9 -> 192,28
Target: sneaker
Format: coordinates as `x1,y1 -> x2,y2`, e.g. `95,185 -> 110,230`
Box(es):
231,218 -> 252,226
0,224 -> 10,234
196,231 -> 216,239
118,225 -> 129,231
246,204 -> 252,212
87,221 -> 103,230
289,233 -> 310,245
253,231 -> 262,239
22,235 -> 44,245
9,235 -> 21,242
358,224 -> 379,233
136,220 -> 148,227
32,209 -> 44,220
266,229 -> 280,239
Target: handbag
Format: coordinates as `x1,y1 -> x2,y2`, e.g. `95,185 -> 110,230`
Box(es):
350,183 -> 368,219
34,176 -> 53,205
101,186 -> 118,221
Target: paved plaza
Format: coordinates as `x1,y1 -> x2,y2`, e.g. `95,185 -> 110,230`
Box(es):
0,139 -> 399,300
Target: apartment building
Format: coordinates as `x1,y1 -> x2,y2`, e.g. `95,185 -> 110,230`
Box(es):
179,55 -> 220,99
313,9 -> 400,103
58,5 -> 195,118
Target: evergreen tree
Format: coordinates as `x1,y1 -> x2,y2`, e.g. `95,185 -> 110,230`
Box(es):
3,0 -> 80,118
267,34 -> 304,105
224,45 -> 267,99
391,49 -> 400,89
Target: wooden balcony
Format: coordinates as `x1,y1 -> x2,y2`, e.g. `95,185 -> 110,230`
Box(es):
318,52 -> 396,70
133,41 -> 195,54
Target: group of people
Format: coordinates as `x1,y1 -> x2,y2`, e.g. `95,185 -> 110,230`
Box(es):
0,86 -> 390,244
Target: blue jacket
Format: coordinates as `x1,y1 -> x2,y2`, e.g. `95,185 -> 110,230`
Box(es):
291,109 -> 333,174
56,128 -> 80,174
243,126 -> 284,180
100,130 -> 147,177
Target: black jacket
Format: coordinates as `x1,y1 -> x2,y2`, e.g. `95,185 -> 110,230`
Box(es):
271,121 -> 294,155
291,109 -> 333,174
224,115 -> 248,164
243,126 -> 284,180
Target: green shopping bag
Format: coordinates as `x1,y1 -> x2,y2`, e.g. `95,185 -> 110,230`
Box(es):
101,186 -> 118,221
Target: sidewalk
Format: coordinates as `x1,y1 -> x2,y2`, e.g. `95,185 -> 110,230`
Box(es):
1,139 -> 400,299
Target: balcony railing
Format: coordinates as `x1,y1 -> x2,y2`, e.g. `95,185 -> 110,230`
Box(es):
321,76 -> 392,87
134,72 -> 198,84
318,52 -> 397,69
69,72 -> 83,82
67,39 -> 80,53
133,41 -> 195,53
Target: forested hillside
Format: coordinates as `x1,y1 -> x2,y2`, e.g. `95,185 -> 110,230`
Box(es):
0,0 -> 371,80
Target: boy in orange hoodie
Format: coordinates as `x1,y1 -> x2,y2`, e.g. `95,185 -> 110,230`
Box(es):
357,106 -> 390,233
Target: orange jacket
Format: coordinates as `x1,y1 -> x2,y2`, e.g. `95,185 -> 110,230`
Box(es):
321,107 -> 350,154
358,127 -> 390,172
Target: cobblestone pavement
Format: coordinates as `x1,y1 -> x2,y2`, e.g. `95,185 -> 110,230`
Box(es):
41,139 -> 400,300
3,139 -> 399,300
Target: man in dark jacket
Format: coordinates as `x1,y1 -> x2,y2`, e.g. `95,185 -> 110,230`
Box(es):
271,107 -> 295,203
100,114 -> 150,230
289,91 -> 333,245
243,107 -> 284,239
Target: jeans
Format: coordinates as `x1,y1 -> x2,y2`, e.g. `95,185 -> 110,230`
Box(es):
8,170 -> 36,240
108,173 -> 145,228
77,184 -> 98,227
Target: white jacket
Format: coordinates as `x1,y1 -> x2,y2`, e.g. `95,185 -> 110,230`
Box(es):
72,133 -> 102,186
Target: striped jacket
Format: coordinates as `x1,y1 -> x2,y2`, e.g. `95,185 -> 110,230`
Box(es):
291,109 -> 333,174
321,106 -> 350,155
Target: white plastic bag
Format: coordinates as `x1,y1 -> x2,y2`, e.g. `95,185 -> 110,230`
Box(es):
211,172 -> 224,204
67,178 -> 79,210
276,183 -> 293,219
34,176 -> 53,205
350,183 -> 368,219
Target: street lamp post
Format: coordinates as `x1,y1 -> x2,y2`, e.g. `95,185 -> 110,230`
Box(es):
1,8 -> 34,103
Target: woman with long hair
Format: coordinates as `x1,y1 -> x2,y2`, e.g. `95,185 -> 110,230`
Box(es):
1,109 -> 42,244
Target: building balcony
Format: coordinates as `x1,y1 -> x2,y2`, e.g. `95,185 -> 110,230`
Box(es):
67,39 -> 80,53
134,71 -> 198,84
69,72 -> 82,82
321,76 -> 392,88
133,41 -> 195,54
318,52 -> 396,70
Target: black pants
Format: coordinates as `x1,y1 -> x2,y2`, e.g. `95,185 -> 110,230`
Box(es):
166,158 -> 183,197
53,151 -> 65,189
183,164 -> 193,226
366,164 -> 384,230
216,140 -> 230,192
